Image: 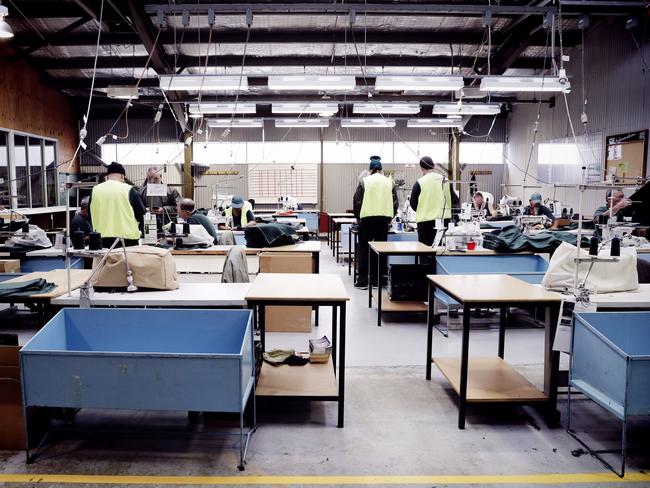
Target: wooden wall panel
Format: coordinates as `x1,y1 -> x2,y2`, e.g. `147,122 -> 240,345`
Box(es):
0,51 -> 78,173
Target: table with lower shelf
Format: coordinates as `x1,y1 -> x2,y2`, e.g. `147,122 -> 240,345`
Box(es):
368,241 -> 438,326
245,273 -> 349,427
425,274 -> 562,429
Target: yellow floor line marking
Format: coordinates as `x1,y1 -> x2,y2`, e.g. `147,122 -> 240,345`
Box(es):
0,473 -> 648,485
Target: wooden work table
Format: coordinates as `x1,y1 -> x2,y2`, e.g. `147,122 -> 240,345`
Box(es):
245,273 -> 349,427
425,274 -> 562,429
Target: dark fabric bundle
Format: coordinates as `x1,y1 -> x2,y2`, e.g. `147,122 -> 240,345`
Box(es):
482,225 -> 590,253
244,223 -> 297,248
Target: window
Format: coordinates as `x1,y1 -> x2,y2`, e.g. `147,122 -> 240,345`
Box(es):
14,135 -> 28,207
0,131 -> 8,207
538,142 -> 579,165
194,142 -> 247,165
44,140 -> 57,206
101,143 -> 184,165
394,142 -> 448,165
459,143 -> 504,164
249,164 -> 318,204
0,131 -> 59,209
28,137 -> 44,207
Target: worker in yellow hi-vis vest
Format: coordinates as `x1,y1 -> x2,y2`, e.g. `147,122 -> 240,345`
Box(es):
352,156 -> 398,288
409,156 -> 454,246
88,162 -> 145,248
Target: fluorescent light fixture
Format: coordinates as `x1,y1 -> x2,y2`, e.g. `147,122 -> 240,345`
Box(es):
480,76 -> 571,93
341,118 -> 396,128
271,102 -> 339,114
407,119 -> 463,128
207,118 -> 264,128
107,85 -> 139,100
188,103 -> 257,115
375,75 -> 464,92
447,114 -> 463,119
268,75 -> 356,91
353,103 -> 420,115
433,103 -> 501,115
0,4 -> 14,39
274,118 -> 330,128
159,75 -> 248,91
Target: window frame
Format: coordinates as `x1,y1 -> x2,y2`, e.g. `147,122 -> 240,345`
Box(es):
0,127 -> 59,209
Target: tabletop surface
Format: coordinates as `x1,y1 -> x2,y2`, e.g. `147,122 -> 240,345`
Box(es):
328,213 -> 354,218
246,273 -> 349,302
3,269 -> 92,299
549,283 -> 650,308
52,282 -> 250,306
369,241 -> 437,254
332,217 -> 358,224
428,274 -> 562,304
171,241 -> 321,255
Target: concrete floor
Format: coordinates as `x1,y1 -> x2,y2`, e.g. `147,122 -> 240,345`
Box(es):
1,240 -> 649,487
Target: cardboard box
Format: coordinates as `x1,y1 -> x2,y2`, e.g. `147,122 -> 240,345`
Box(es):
0,346 -> 25,449
0,259 -> 21,273
259,253 -> 313,333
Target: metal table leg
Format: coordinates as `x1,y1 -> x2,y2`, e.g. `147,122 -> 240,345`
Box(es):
426,281 -> 435,380
348,228 -> 352,275
337,302 -> 346,428
376,249 -> 382,327
498,306 -> 506,359
458,304 -> 471,429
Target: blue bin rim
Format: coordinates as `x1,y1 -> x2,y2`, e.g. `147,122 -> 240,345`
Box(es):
20,308 -> 253,359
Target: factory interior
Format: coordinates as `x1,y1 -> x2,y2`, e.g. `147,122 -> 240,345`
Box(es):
1,1 -> 650,487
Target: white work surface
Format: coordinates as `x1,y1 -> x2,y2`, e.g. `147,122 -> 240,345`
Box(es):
582,283 -> 650,309
173,254 -> 260,274
51,282 -> 250,307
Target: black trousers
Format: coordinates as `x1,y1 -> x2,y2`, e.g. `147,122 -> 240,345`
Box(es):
357,216 -> 390,286
416,219 -> 450,246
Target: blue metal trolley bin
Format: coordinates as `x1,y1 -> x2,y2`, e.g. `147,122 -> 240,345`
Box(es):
568,311 -> 650,477
20,308 -> 256,470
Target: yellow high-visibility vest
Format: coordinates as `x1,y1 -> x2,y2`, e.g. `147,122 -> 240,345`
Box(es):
226,201 -> 252,226
415,171 -> 452,222
360,173 -> 394,219
90,180 -> 140,240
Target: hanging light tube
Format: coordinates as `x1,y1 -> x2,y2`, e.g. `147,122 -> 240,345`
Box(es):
188,103 -> 257,115
375,75 -> 464,92
407,119 -> 463,128
268,75 -> 356,91
159,75 -> 248,91
341,118 -> 396,128
480,76 -> 571,93
432,103 -> 501,115
274,118 -> 330,128
207,118 -> 264,128
353,103 -> 421,114
271,102 -> 339,114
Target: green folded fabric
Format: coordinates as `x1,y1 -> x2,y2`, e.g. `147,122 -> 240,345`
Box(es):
0,278 -> 57,298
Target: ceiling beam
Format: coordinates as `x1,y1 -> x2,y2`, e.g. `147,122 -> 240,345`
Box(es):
143,3 -> 558,16
10,29 -> 584,49
35,54 -> 550,70
11,15 -> 92,59
125,1 -> 187,130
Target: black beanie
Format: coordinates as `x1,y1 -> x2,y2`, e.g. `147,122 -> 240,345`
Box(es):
419,156 -> 434,169
106,162 -> 126,175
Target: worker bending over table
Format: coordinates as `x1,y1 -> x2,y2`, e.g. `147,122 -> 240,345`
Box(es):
220,195 -> 256,230
523,192 -> 555,222
353,156 -> 398,288
138,166 -> 181,225
471,191 -> 497,219
71,196 -> 93,239
88,162 -> 145,248
177,198 -> 220,244
409,156 -> 454,246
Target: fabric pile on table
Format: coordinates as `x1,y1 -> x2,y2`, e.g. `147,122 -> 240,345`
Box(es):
0,278 -> 56,298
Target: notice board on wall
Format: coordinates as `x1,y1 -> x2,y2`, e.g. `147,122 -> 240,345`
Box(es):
604,130 -> 648,181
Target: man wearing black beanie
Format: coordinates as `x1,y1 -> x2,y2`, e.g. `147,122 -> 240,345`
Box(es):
409,156 -> 453,246
88,161 -> 145,247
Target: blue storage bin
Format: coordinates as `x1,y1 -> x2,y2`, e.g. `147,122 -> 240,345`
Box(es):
387,232 -> 419,265
21,256 -> 83,272
21,308 -> 254,413
569,311 -> 650,476
571,312 -> 650,420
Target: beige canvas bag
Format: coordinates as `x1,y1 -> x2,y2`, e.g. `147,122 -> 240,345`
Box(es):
91,245 -> 178,290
